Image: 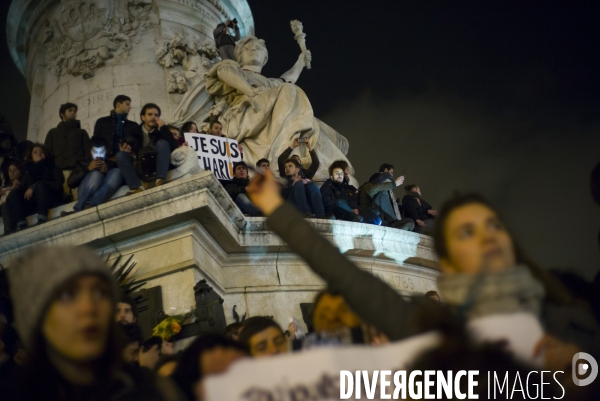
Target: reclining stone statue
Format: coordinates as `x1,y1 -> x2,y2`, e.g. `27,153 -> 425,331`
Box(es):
170,35 -> 354,182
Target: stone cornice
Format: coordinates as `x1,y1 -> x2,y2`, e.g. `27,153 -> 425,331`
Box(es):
0,172 -> 439,276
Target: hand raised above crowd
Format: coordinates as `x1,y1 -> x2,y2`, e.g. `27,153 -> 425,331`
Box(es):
246,169 -> 284,216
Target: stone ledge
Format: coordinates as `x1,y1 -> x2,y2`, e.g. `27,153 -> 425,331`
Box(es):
0,171 -> 440,329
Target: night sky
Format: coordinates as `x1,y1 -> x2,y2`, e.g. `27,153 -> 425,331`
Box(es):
1,1 -> 599,278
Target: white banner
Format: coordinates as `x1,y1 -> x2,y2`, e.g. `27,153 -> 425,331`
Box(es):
204,332 -> 442,401
184,133 -> 243,180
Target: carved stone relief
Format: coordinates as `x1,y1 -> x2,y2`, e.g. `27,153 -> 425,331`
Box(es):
43,0 -> 154,80
155,32 -> 218,93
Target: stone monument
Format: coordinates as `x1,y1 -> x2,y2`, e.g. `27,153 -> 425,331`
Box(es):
8,0 -> 353,180
5,1 -> 439,332
7,0 -> 254,142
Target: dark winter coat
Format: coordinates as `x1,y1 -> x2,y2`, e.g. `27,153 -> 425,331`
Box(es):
320,179 -> 360,216
402,191 -> 432,222
224,177 -> 250,200
141,124 -> 179,153
44,120 -> 90,170
22,158 -> 64,194
359,175 -> 398,223
93,111 -> 143,157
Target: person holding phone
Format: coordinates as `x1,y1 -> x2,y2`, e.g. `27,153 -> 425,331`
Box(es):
62,137 -> 123,214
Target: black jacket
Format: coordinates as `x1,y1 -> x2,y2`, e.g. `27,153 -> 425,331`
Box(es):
141,124 -> 179,153
278,147 -> 320,180
224,177 -> 250,200
44,120 -> 90,170
266,202 -> 600,356
67,157 -> 119,189
402,192 -> 432,222
320,179 -> 359,216
21,159 -> 64,194
93,111 -> 143,157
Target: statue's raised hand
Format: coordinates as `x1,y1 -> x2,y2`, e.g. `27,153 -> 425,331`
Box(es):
298,50 -> 312,68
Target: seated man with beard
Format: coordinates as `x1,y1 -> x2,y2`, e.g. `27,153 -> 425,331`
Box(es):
320,161 -> 380,224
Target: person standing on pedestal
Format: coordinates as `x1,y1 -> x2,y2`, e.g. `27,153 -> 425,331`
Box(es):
44,103 -> 90,172
213,19 -> 241,61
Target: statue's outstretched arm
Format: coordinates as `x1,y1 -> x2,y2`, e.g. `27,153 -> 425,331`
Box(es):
280,50 -> 312,84
216,64 -> 255,97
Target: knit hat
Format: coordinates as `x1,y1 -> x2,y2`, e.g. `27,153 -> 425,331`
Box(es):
8,246 -> 118,349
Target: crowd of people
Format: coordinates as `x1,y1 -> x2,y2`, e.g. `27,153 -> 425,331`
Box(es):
0,170 -> 599,399
0,20 -> 599,399
1,91 -> 438,237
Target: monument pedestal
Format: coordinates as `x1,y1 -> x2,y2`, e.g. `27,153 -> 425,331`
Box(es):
0,172 -> 440,331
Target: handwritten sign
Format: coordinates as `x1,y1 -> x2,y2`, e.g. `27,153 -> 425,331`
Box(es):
184,133 -> 243,180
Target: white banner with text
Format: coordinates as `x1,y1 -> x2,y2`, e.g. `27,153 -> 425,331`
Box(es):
184,133 -> 242,180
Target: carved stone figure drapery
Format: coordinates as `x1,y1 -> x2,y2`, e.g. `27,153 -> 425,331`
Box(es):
44,0 -> 154,79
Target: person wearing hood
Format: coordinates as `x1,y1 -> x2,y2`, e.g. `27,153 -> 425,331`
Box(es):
44,103 -> 90,171
224,161 -> 262,216
1,144 -> 64,234
245,172 -> 600,374
6,246 -> 185,401
359,169 -> 414,230
402,184 -> 438,234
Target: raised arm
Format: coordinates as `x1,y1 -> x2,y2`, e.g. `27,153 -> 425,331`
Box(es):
305,148 -> 320,179
280,51 -> 312,84
246,171 -> 428,341
277,147 -> 293,177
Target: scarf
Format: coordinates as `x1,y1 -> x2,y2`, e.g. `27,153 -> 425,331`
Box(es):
437,265 -> 545,320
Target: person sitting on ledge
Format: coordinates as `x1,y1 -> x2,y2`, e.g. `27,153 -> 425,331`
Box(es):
255,158 -> 270,171
281,158 -> 326,218
117,103 -> 178,195
320,161 -> 380,224
402,184 -> 438,234
277,137 -> 319,180
1,144 -> 64,234
61,137 -> 123,216
93,95 -> 143,161
225,161 -> 262,216
359,167 -> 414,231
0,160 -> 24,208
